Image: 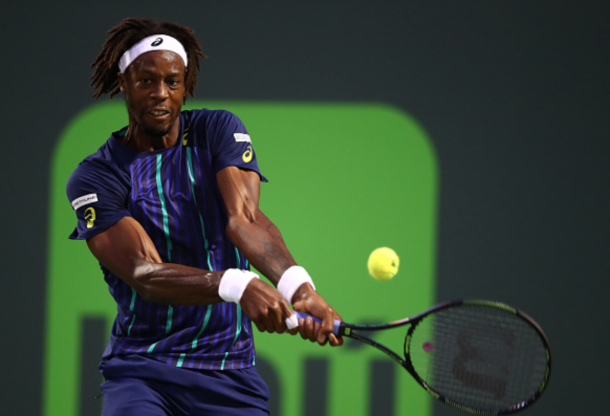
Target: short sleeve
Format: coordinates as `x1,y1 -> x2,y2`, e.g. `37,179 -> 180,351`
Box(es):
208,111 -> 268,182
66,159 -> 131,240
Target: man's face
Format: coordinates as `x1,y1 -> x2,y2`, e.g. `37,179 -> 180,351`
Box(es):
118,50 -> 186,137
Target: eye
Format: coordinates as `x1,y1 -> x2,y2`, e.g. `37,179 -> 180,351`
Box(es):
167,79 -> 181,88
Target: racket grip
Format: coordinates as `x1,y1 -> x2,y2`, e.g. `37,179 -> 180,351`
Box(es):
294,311 -> 342,335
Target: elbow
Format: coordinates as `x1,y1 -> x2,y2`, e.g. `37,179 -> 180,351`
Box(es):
135,282 -> 159,304
129,261 -> 163,304
226,208 -> 259,243
225,217 -> 242,246
139,288 -> 165,304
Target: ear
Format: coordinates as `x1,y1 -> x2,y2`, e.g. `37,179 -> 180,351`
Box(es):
117,72 -> 126,92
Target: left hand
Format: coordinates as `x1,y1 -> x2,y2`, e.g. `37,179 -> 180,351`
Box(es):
291,283 -> 344,347
240,278 -> 297,334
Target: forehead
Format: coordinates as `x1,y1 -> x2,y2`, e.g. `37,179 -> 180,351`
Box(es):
127,50 -> 185,75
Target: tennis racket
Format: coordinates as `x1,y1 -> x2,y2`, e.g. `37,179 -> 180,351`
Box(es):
295,300 -> 551,415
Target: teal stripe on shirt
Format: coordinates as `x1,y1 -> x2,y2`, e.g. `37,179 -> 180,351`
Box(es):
221,306 -> 243,370
156,154 -> 174,335
186,148 -> 212,270
177,305 -> 213,368
127,288 -> 137,336
176,149 -> 216,367
155,154 -> 173,262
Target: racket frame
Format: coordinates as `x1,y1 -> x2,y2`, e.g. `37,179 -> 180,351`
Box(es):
331,300 -> 552,415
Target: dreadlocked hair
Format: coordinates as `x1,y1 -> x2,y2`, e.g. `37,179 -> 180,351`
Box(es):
91,17 -> 206,101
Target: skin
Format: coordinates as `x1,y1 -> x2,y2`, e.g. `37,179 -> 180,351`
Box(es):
87,50 -> 343,345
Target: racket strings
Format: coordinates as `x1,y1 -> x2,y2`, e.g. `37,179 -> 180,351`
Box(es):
408,306 -> 548,411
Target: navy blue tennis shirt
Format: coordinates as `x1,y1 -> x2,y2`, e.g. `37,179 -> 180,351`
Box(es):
67,109 -> 267,371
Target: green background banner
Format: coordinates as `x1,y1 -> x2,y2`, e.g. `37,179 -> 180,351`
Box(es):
45,101 -> 437,415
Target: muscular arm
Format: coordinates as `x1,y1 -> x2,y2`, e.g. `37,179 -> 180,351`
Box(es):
217,166 -> 296,285
87,216 -> 224,305
84,166 -> 341,341
86,215 -> 292,333
217,166 -> 343,346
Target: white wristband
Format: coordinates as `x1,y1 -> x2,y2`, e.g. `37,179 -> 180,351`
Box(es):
277,266 -> 316,304
219,269 -> 259,304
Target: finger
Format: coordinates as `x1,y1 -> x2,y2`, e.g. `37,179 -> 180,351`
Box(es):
271,312 -> 285,334
270,301 -> 289,334
298,318 -> 308,340
312,321 -> 322,343
329,333 -> 344,347
318,310 -> 335,344
316,325 -> 328,346
261,312 -> 279,334
254,321 -> 266,333
274,316 -> 286,334
300,317 -> 315,341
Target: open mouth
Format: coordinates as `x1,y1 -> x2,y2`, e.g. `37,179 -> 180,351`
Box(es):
149,108 -> 171,118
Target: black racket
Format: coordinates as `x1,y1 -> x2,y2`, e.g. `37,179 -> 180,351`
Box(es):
295,300 -> 551,415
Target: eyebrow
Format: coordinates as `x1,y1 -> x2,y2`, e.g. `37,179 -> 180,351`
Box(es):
136,69 -> 184,77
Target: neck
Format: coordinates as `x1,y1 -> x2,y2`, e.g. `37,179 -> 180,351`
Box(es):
122,116 -> 180,152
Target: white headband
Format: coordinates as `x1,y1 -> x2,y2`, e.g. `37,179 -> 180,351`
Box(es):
118,34 -> 188,73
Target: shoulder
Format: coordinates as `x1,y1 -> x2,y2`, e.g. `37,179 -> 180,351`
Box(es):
182,108 -> 245,132
207,109 -> 242,124
184,108 -> 240,121
66,140 -> 129,201
67,144 -> 109,187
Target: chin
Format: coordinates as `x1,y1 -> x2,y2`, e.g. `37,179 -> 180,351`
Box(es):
139,119 -> 176,137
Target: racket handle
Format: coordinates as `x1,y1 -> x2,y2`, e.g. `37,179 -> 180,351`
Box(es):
294,311 -> 342,335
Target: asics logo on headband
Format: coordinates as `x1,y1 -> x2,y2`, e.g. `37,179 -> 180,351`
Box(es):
118,34 -> 188,73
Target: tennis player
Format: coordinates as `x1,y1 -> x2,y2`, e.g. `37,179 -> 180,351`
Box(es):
66,17 -> 342,415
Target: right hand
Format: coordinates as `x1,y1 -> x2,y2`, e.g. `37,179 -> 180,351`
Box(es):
240,279 -> 298,335
291,283 -> 343,347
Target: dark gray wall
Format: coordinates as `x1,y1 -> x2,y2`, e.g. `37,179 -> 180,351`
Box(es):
1,1 -> 608,415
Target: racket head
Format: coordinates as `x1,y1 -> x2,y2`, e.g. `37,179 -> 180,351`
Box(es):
403,300 -> 551,415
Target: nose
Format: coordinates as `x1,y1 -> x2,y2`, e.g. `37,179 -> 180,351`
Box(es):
151,80 -> 169,100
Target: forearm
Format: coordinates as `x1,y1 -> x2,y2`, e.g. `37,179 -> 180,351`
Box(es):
86,217 -> 227,306
216,166 -> 300,288
226,211 -> 297,286
128,260 -> 225,305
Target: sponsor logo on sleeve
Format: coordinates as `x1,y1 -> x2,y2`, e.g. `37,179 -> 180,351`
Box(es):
242,146 -> 253,163
71,193 -> 98,210
234,133 -> 252,143
84,207 -> 96,228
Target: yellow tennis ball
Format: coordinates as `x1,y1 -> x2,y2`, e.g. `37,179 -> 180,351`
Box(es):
367,247 -> 399,280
